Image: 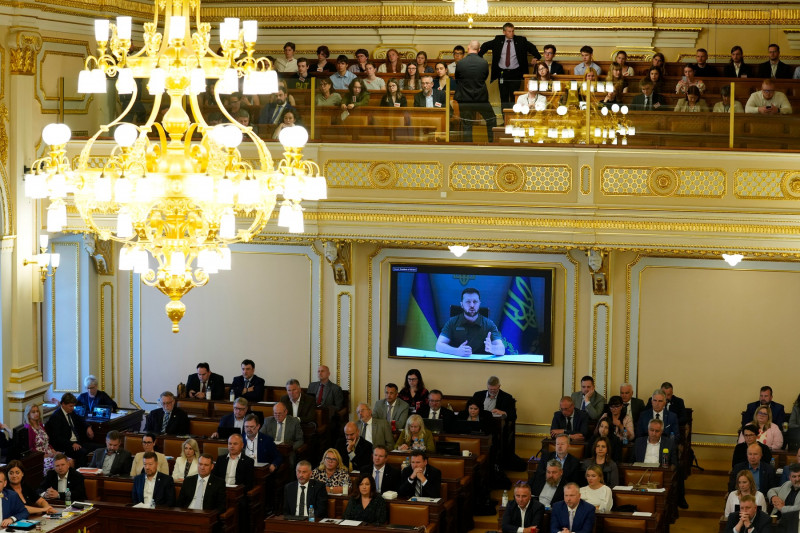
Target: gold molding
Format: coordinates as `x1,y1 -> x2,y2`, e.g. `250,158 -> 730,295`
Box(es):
566,254 -> 580,392
0,103 -> 7,167
580,165 -> 591,195
51,242 -> 80,393
592,303 -> 610,389
450,162 -> 572,193
128,274 -> 140,409
0,127 -> 12,238
624,254 -> 643,386
10,31 -> 42,76
336,292 -> 353,392
100,282 -> 116,398
366,245 -> 383,407
0,43 -> 6,100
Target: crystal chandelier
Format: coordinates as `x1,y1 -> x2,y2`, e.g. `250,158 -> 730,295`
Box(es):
24,0 -> 327,333
452,0 -> 488,28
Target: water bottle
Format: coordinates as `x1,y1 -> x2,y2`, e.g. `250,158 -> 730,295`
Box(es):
771,457 -> 776,469
501,490 -> 508,507
308,505 -> 315,522
65,487 -> 72,507
229,389 -> 235,402
660,448 -> 669,468
622,428 -> 628,445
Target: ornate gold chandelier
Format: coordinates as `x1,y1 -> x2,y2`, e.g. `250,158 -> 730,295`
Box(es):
24,0 -> 327,333
451,0 -> 489,27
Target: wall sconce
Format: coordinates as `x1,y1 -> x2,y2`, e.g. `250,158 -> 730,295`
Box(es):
24,235 -> 60,283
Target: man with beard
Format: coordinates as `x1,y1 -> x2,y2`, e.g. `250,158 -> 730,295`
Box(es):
529,459 -> 565,507
436,288 -> 505,356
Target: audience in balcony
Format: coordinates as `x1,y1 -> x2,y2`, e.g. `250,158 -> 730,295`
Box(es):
331,55 -> 358,90
675,64 -> 706,95
534,61 -> 552,82
542,44 -> 564,75
447,45 -> 465,74
694,48 -> 717,78
402,63 -> 421,90
650,52 -> 666,77
433,62 -> 453,92
315,78 -> 342,107
647,67 -> 666,95
380,79 -> 407,107
757,44 -> 794,79
614,51 -> 634,77
287,58 -> 314,90
713,85 -> 744,113
341,79 -> 370,111
516,80 -> 548,109
378,48 -> 406,74
574,45 -> 602,77
348,49 -> 370,74
314,46 -> 336,74
724,45 -> 748,78
674,86 -> 709,112
362,63 -> 386,92
415,51 -> 435,74
272,109 -> 299,139
274,42 -> 298,73
745,79 -> 793,114
630,80 -> 667,111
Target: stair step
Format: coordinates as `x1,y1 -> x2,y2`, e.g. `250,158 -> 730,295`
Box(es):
680,510 -> 723,519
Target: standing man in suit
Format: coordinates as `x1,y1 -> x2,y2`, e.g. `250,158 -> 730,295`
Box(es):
89,430 -> 132,475
619,383 -> 646,425
130,433 -> 170,476
629,80 -> 668,111
550,483 -> 595,533
479,22 -> 541,113
413,76 -> 446,108
211,397 -> 249,439
727,494 -> 771,533
455,40 -> 496,143
144,391 -> 190,435
550,396 -> 589,442
306,365 -> 344,410
0,469 -> 29,527
502,480 -> 544,533
231,359 -> 265,403
398,450 -> 442,498
472,375 -> 517,467
356,403 -> 394,450
535,434 -> 582,485
284,460 -> 328,519
758,44 -> 794,79
39,454 -> 87,501
262,402 -> 303,452
177,454 -> 227,513
367,446 -> 400,494
373,383 -> 411,430
132,452 -> 176,506
529,459 -> 566,507
280,379 -> 316,424
186,362 -> 225,400
659,382 -> 688,425
742,386 -> 786,428
571,376 -> 606,421
45,393 -> 96,467
637,389 -> 680,439
335,422 -> 372,472
416,390 -> 456,432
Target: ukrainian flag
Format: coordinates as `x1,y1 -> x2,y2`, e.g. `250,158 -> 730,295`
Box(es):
499,276 -> 538,355
402,272 -> 440,350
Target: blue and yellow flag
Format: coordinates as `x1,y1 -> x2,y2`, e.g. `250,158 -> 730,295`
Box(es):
402,272 -> 440,350
499,276 -> 538,355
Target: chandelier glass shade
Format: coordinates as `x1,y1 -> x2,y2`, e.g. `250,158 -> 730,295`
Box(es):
452,0 -> 488,27
24,0 -> 327,332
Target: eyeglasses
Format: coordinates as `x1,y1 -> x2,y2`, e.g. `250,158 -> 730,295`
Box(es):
324,457 -> 337,462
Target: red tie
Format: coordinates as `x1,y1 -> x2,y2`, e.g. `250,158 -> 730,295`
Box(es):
317,384 -> 324,405
505,40 -> 511,68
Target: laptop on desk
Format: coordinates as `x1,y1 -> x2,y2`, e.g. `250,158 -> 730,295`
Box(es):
425,418 -> 445,435
86,406 -> 111,422
216,426 -> 244,441
453,420 -> 484,435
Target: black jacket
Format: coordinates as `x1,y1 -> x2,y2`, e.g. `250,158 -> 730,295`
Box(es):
398,464 -> 442,498
231,375 -> 265,403
177,474 -> 227,513
212,454 -> 255,490
39,468 -> 86,501
132,471 -> 175,506
471,389 -> 517,422
758,60 -> 794,79
88,448 -> 133,475
144,407 -> 191,435
478,34 -> 541,81
502,499 -> 544,532
284,480 -> 328,518
454,53 -> 490,103
186,372 -> 225,400
46,408 -> 89,452
367,464 -> 401,494
335,436 -> 373,472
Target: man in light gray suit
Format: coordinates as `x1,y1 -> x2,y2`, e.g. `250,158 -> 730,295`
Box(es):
261,402 -> 303,451
356,403 -> 394,449
570,375 -> 606,421
306,365 -> 344,410
372,383 -> 410,430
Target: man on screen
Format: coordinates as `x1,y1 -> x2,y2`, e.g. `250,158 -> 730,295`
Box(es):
435,288 -> 505,356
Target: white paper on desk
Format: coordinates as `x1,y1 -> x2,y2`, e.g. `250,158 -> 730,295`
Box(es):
226,484 -> 237,487
340,110 -> 350,122
632,462 -> 659,467
614,486 -> 634,491
414,497 -> 441,503
646,488 -> 666,493
339,520 -> 363,526
632,512 -> 653,517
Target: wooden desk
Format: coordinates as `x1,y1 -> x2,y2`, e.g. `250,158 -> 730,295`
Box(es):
32,507 -> 101,532
93,501 -> 219,533
265,515 -> 434,532
496,505 -> 661,533
325,493 -> 450,533
88,409 -> 145,444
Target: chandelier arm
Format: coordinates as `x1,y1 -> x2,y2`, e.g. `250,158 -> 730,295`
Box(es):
212,80 -> 241,127
141,92 -> 165,132
187,93 -> 208,131
114,81 -> 140,130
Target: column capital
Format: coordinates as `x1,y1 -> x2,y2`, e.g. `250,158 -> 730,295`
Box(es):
9,28 -> 42,76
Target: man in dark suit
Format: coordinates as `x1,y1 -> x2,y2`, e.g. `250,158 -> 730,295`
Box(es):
758,44 -> 794,79
243,414 -> 282,471
742,385 -> 786,428
454,40 -> 496,143
638,389 -> 680,439
550,483 -> 595,533
413,76 -> 447,108
630,80 -> 668,111
144,391 -> 190,435
416,389 -> 456,432
727,494 -> 771,532
398,450 -> 442,498
45,393 -> 96,467
258,87 -> 296,125
723,46 -> 749,78
306,365 -> 344,410
542,434 -> 583,485
262,402 -> 304,452
542,44 -> 564,75
0,469 -> 29,527
368,446 -> 400,494
177,454 -> 227,513
732,425 -> 772,467
186,362 -> 225,400
633,419 -> 678,466
478,22 -> 541,112
694,48 -> 718,78
550,396 -> 590,442
88,430 -> 132,475
280,379 -> 316,424
211,397 -> 249,439
212,433 -> 255,490
284,460 -> 328,519
529,459 -> 565,507
230,359 -> 265,403
356,403 -> 395,450
335,422 -> 373,472
619,383 -> 646,425
39,453 -> 87,501
730,443 -> 777,495
501,480 -> 544,533
132,452 -> 175,506
472,376 -> 517,467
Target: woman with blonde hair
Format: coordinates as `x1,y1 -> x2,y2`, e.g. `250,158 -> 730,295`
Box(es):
172,438 -> 200,482
737,405 -> 783,450
580,465 -> 613,512
312,448 -> 351,494
24,403 -> 57,472
394,414 -> 435,452
724,469 -> 767,515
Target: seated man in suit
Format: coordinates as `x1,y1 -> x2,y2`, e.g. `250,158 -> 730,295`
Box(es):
39,453 -> 87,501
731,443 -> 778,496
630,80 -> 667,111
130,433 -> 169,476
398,450 -> 442,498
733,424 -> 772,468
177,453 -> 227,513
262,402 -> 303,452
45,393 -> 96,467
529,459 -> 565,508
727,494 -> 771,533
280,379 -> 316,424
187,362 -> 225,400
368,445 -> 400,494
416,389 -> 456,432
619,382 -> 646,425
550,483 -> 596,533
502,480 -> 544,533
659,382 -> 688,426
335,422 -> 372,472
284,460 -> 328,519
768,463 -> 800,515
637,389 -> 679,440
373,383 -> 411,430
471,376 -> 517,421
742,386 -> 786,429
132,452 -> 176,506
89,430 -> 132,475
356,403 -> 394,450
571,376 -> 606,421
0,469 -> 29,527
550,396 -> 589,442
230,359 -> 265,404
634,418 -> 678,466
213,433 -> 255,490
536,434 -> 582,486
306,365 -> 344,410
77,374 -> 118,413
144,391 -> 190,435
243,414 -> 281,471
413,76 -> 446,108
211,397 -> 249,439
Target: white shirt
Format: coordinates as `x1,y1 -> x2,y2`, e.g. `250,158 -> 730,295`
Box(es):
245,436 -> 263,465
538,483 -> 557,506
580,484 -> 613,512
233,417 -> 244,430
274,57 -> 298,73
374,466 -> 385,492
644,440 -> 661,463
57,475 -> 68,494
64,408 -> 78,442
363,419 -> 373,443
296,483 -> 310,515
515,504 -> 529,533
143,474 -> 157,505
429,409 -> 440,420
225,455 -> 240,485
290,398 -> 300,418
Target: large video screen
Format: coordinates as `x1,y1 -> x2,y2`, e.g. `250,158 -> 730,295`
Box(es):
389,264 -> 553,364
